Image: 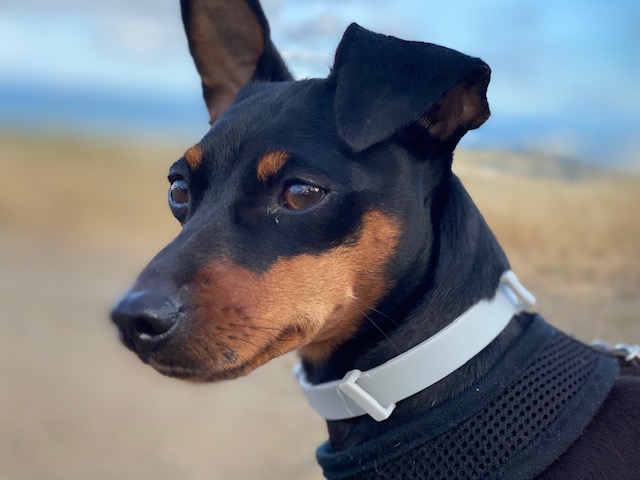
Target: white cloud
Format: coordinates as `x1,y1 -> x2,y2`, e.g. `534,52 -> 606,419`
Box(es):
0,8 -> 195,94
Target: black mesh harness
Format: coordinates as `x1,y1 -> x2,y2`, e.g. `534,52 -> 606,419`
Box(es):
316,316 -> 619,480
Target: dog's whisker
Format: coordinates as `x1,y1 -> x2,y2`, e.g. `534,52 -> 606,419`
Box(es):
191,303 -> 259,312
348,303 -> 401,355
226,335 -> 265,350
348,293 -> 400,327
365,306 -> 400,327
216,304 -> 258,312
227,322 -> 283,332
214,324 -> 271,340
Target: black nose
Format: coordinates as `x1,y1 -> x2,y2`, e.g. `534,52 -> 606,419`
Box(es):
110,290 -> 181,354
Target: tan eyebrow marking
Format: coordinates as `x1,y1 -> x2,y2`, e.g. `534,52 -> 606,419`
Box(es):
256,151 -> 289,182
184,144 -> 204,170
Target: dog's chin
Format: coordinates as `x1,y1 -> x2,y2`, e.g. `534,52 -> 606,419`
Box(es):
140,323 -> 316,382
147,354 -> 270,383
149,362 -> 209,382
149,363 -> 239,384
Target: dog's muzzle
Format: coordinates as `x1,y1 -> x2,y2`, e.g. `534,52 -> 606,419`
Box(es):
110,290 -> 181,357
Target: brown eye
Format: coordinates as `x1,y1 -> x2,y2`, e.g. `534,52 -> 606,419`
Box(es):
282,183 -> 325,211
169,179 -> 190,205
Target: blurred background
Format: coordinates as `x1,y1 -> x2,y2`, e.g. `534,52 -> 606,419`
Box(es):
1,1 -> 638,479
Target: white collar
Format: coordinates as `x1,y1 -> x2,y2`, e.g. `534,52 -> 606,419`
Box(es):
294,271 -> 535,422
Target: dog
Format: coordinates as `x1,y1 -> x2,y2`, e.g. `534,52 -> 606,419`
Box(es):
111,1 -> 640,478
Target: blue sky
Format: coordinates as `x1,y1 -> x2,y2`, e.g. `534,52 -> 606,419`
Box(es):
1,0 -> 639,168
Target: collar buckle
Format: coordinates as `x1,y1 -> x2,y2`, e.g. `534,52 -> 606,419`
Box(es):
338,370 -> 396,422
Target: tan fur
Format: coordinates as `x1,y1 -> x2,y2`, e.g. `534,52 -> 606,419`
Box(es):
184,144 -> 204,170
256,151 -> 289,182
186,211 -> 401,380
420,79 -> 489,140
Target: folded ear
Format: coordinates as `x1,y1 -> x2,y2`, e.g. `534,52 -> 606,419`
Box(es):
181,0 -> 293,124
332,24 -> 491,152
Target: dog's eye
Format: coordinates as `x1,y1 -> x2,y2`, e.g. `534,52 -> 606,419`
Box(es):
169,179 -> 190,205
282,183 -> 325,211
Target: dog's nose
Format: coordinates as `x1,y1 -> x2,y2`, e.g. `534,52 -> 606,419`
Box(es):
111,290 -> 181,352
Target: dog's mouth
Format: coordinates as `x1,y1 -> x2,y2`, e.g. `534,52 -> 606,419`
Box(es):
112,210 -> 402,382
147,360 -> 211,381
116,328 -> 165,364
137,322 -> 313,383
116,329 -> 154,361
150,361 -> 260,382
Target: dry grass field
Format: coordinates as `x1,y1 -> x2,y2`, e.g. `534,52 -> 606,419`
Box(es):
1,134 -> 638,480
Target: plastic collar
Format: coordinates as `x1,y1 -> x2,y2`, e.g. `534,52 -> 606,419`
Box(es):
294,271 -> 535,422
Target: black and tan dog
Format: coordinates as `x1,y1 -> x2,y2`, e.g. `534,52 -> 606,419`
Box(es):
111,1 -> 640,478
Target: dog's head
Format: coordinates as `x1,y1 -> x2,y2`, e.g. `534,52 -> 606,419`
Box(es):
111,0 -> 491,381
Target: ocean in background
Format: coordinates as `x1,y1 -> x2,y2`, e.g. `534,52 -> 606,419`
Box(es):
1,0 -> 639,170
1,81 -> 636,171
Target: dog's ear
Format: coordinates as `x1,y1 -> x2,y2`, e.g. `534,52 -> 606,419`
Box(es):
332,24 -> 491,152
181,0 -> 293,124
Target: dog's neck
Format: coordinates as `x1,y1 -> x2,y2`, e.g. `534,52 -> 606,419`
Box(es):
302,173 -> 527,450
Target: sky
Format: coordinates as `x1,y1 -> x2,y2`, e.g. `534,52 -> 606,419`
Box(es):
1,0 -> 639,169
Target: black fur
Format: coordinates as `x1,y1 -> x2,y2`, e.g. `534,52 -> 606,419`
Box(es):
333,24 -> 490,152
111,2 -> 640,478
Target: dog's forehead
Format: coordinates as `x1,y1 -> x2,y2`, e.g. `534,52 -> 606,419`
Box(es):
198,79 -> 334,174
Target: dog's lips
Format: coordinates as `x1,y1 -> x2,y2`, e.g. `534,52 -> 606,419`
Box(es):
148,360 -> 209,381
116,329 -> 164,365
116,329 -> 138,354
148,358 -> 252,383
144,324 -> 311,383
